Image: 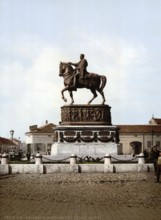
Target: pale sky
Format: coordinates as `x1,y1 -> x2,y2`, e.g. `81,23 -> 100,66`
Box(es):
0,0 -> 161,141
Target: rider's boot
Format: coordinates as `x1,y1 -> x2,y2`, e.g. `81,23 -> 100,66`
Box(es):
72,77 -> 77,91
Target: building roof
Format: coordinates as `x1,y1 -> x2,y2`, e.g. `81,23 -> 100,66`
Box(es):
153,118 -> 161,125
25,123 -> 56,134
149,117 -> 161,125
0,137 -> 16,145
117,125 -> 161,133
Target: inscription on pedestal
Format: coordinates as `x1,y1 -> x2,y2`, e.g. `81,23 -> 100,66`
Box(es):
61,105 -> 112,125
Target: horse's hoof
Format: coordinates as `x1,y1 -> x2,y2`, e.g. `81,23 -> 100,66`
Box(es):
63,98 -> 67,102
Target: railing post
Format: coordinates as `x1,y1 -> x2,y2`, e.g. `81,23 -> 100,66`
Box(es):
138,153 -> 145,164
70,154 -> 77,165
1,153 -> 9,164
35,152 -> 43,165
104,153 -> 111,164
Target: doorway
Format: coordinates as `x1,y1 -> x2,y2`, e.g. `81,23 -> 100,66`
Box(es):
130,141 -> 142,155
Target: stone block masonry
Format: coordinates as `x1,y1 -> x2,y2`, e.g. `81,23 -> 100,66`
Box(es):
0,163 -> 154,174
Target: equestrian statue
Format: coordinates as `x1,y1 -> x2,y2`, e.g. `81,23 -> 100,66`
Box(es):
59,54 -> 107,105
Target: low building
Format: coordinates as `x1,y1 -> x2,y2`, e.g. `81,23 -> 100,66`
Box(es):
118,117 -> 161,155
0,137 -> 17,154
25,121 -> 57,155
25,117 -> 161,156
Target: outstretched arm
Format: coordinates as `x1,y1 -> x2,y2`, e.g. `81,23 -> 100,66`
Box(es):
69,62 -> 78,67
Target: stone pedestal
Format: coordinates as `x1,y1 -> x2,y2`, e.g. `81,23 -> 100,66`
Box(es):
51,125 -> 120,156
61,104 -> 111,125
51,104 -> 121,157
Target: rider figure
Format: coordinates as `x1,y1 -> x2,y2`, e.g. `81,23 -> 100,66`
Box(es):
69,54 -> 88,88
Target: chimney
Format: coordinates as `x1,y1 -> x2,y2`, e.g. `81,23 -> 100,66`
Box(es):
30,125 -> 37,131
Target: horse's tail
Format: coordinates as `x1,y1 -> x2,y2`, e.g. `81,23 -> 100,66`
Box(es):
99,75 -> 107,91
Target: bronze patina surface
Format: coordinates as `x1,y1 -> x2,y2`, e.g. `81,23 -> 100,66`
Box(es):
61,104 -> 111,125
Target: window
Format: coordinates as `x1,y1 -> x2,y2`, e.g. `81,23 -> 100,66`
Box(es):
27,144 -> 31,153
34,143 -> 41,152
47,144 -> 52,155
34,143 -> 45,152
147,141 -> 151,148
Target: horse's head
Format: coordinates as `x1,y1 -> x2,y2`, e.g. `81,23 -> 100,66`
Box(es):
59,62 -> 73,77
59,62 -> 65,76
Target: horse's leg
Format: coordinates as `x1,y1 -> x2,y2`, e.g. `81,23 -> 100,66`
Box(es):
61,86 -> 69,102
88,89 -> 97,104
101,91 -> 106,104
97,88 -> 106,105
68,90 -> 74,105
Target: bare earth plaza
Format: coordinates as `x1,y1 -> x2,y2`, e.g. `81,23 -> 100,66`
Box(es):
1,53 -> 161,220
0,173 -> 161,220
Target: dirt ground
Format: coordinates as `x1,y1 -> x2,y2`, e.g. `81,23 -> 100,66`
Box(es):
0,172 -> 161,220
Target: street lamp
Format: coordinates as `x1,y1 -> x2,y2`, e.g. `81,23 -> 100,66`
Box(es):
10,129 -> 14,140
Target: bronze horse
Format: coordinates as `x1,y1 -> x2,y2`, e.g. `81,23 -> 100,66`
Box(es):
59,62 -> 107,105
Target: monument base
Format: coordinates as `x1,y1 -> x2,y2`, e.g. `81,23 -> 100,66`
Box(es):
51,142 -> 121,157
51,125 -> 121,157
